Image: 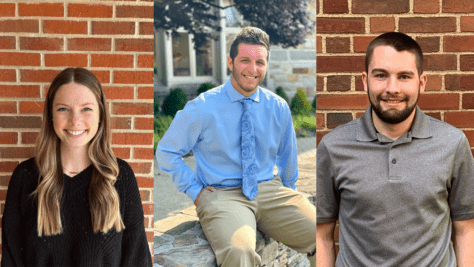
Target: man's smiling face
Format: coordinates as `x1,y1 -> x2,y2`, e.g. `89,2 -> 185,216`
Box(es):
228,43 -> 268,97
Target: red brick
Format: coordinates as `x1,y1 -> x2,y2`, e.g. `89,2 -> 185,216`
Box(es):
370,17 -> 396,33
0,36 -> 15,49
19,101 -> 44,114
20,69 -> 61,83
110,117 -> 132,130
142,203 -> 153,214
425,75 -> 442,91
0,176 -> 12,187
0,162 -> 19,173
68,38 -> 111,51
91,54 -> 134,68
138,54 -> 154,68
316,94 -> 369,110
136,177 -> 153,188
139,22 -> 154,35
424,54 -> 457,71
0,147 -> 35,159
0,20 -> 38,33
103,86 -> 134,100
353,36 -> 377,53
445,112 -> 474,127
355,75 -> 364,91
0,69 -> 16,82
317,18 -> 365,33
317,36 -> 322,53
112,103 -> 153,115
465,131 -> 474,147
414,0 -> 439,13
0,102 -> 16,114
19,3 -> 64,17
443,0 -> 474,13
0,116 -> 42,129
20,37 -> 63,51
424,112 -> 441,120
0,52 -> 40,66
352,0 -> 409,13
0,133 -> 17,144
111,147 -> 130,159
316,131 -> 329,146
43,20 -> 87,34
418,93 -> 459,110
317,56 -> 365,73
114,71 -> 154,84
463,94 -> 474,109
415,36 -> 440,53
0,3 -> 15,17
461,16 -> 474,32
323,0 -> 348,13
317,76 -> 324,92
134,147 -> 154,160
90,70 -> 110,84
129,162 -> 152,174
22,132 -> 39,144
0,86 -> 40,98
316,113 -> 325,129
91,21 -> 135,35
327,76 -> 351,92
115,39 -> 153,52
327,113 -> 353,129
135,117 -> 153,130
461,55 -> 474,71
146,230 -> 154,242
68,4 -> 113,18
112,133 -> 153,145
444,36 -> 474,52
326,37 -> 350,53
138,87 -> 154,99
44,54 -> 88,67
140,190 -> 151,202
445,75 -> 460,91
116,5 -> 154,18
399,17 -> 456,33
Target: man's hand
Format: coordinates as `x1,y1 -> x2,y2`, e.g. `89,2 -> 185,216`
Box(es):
194,186 -> 216,207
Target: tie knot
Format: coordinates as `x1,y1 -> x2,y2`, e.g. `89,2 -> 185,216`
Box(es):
241,98 -> 252,110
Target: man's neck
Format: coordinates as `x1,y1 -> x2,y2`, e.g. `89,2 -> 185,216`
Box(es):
371,109 -> 417,141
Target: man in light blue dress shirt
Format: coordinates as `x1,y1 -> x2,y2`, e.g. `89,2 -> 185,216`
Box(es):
156,27 -> 316,266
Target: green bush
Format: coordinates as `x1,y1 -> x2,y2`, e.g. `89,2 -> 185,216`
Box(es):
154,96 -> 160,115
154,115 -> 174,152
293,114 -> 316,132
276,87 -> 289,104
162,88 -> 187,117
197,83 -> 216,95
290,88 -> 312,116
312,95 -> 316,112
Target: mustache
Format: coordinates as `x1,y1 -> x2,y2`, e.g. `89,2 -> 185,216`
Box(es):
377,94 -> 408,101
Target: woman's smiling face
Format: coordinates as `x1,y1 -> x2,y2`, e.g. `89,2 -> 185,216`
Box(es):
52,82 -> 100,151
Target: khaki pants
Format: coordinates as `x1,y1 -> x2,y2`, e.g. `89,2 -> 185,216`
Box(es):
196,176 -> 316,267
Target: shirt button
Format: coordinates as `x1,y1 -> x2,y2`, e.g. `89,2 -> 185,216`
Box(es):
392,159 -> 397,164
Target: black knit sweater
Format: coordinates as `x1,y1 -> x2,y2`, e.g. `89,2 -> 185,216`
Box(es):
1,158 -> 152,267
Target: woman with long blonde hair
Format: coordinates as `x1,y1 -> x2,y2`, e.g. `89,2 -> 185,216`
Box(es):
2,67 -> 152,266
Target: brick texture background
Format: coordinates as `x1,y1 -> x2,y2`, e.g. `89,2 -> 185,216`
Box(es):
0,0 -> 154,258
317,0 -> 474,255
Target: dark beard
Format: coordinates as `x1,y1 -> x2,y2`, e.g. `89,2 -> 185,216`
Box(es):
368,86 -> 420,124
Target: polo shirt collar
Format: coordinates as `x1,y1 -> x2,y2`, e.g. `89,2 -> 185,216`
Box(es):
224,78 -> 260,103
357,105 -> 431,142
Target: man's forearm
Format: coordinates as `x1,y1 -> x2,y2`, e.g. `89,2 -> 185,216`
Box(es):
453,219 -> 474,267
316,236 -> 336,267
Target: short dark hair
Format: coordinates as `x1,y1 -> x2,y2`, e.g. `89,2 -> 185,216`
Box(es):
229,26 -> 270,62
365,32 -> 423,76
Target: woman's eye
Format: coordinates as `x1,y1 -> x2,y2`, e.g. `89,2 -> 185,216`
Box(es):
57,108 -> 67,111
84,107 -> 92,111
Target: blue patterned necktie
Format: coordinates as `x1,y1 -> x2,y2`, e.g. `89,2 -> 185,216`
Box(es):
241,98 -> 258,200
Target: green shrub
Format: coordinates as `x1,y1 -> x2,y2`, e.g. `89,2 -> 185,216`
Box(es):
293,114 -> 316,132
276,87 -> 289,104
312,95 -> 316,112
154,115 -> 174,152
154,96 -> 160,115
197,83 -> 216,95
290,88 -> 312,116
162,88 -> 187,117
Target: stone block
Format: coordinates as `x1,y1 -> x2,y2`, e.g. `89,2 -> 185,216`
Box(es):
270,50 -> 289,61
259,240 -> 279,265
154,245 -> 217,267
289,50 -> 316,61
172,234 -> 199,247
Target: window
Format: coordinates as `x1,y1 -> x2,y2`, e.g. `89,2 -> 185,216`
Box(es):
171,32 -> 214,78
196,39 -> 213,76
172,32 -> 191,76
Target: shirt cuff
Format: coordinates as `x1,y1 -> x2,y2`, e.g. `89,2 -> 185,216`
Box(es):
187,184 -> 204,202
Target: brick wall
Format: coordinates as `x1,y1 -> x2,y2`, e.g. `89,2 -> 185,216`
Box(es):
316,0 -> 474,255
0,0 -> 154,258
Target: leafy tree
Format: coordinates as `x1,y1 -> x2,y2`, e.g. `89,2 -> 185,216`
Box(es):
275,87 -> 289,104
290,88 -> 312,116
197,83 -> 216,95
155,0 -> 315,49
161,88 -> 188,117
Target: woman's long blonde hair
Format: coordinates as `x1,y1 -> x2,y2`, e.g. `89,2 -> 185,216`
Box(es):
33,67 -> 125,236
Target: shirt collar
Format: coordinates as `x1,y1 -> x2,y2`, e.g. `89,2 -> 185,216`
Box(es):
357,105 -> 432,142
224,78 -> 260,103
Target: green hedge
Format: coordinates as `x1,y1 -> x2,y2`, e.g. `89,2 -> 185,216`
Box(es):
197,83 -> 216,95
276,87 -> 289,104
161,88 -> 187,117
290,88 -> 312,116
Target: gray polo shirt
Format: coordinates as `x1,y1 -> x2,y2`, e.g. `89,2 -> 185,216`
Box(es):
317,106 -> 474,267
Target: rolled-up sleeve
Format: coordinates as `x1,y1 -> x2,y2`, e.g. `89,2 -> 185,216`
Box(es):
276,104 -> 298,190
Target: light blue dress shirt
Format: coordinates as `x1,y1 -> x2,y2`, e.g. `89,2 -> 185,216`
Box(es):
155,78 -> 298,202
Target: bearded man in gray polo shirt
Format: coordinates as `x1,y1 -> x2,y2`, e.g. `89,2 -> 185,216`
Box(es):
317,32 -> 474,266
